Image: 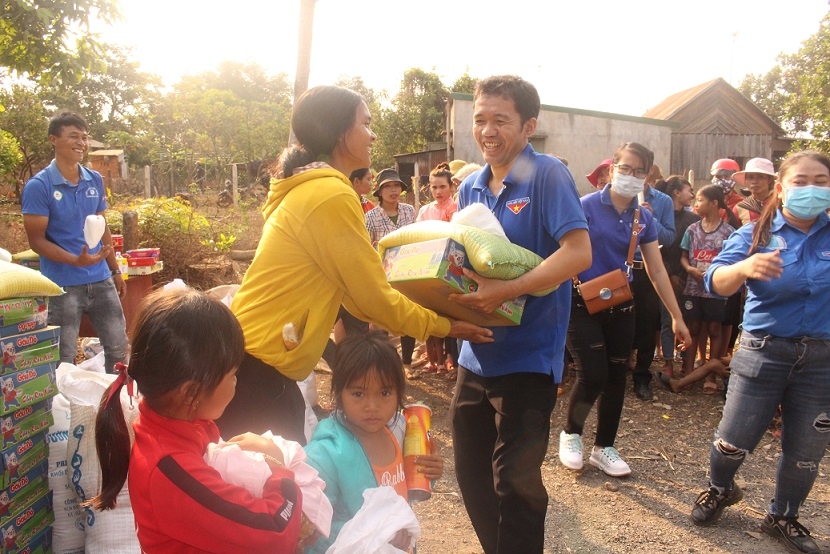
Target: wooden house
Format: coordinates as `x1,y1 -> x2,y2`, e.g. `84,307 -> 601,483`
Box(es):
643,78 -> 792,185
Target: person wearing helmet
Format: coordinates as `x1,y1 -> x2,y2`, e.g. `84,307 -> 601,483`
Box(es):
710,159 -> 743,212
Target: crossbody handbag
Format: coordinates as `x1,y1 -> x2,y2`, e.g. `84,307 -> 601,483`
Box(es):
575,207 -> 640,315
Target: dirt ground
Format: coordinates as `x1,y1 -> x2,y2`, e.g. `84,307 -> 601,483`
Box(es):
313,358 -> 829,554
3,195 -> 827,554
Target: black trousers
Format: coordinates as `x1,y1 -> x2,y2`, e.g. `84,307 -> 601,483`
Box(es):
632,266 -> 661,386
450,366 -> 556,554
565,296 -> 636,446
215,352 -> 307,445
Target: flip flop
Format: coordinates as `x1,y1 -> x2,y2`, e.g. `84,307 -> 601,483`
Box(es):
703,381 -> 719,395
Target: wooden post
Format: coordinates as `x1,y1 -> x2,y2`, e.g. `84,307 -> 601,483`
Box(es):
232,163 -> 239,208
289,0 -> 316,145
144,165 -> 151,198
122,210 -> 139,252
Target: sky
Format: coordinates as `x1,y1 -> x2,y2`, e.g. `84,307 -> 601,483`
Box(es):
96,0 -> 828,118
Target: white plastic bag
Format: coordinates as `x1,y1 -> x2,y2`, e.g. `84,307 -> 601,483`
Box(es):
451,203 -> 509,240
58,364 -> 141,553
325,487 -> 419,554
297,372 -> 319,441
47,391 -> 86,554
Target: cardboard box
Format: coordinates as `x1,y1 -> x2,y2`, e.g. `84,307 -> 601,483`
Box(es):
0,299 -> 49,340
7,527 -> 52,554
127,259 -> 163,275
0,475 -> 48,526
0,364 -> 57,417
1,333 -> 60,375
1,433 -> 48,489
0,488 -> 53,553
0,406 -> 52,454
0,328 -> 59,362
382,238 -> 526,326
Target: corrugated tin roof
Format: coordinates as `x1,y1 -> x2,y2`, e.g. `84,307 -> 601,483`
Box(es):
88,149 -> 124,156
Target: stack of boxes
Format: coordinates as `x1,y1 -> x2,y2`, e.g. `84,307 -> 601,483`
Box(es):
124,248 -> 162,276
1,297 -> 59,553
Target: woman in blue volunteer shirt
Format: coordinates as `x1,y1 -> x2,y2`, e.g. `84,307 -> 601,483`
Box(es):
690,151 -> 830,554
558,142 -> 690,478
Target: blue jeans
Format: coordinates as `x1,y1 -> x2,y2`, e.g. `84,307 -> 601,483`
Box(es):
48,278 -> 128,374
709,330 -> 830,518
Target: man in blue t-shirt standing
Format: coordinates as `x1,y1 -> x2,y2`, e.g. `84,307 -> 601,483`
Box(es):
448,76 -> 591,554
22,112 -> 128,374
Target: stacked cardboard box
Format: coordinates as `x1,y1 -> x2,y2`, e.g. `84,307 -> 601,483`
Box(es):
0,298 -> 58,553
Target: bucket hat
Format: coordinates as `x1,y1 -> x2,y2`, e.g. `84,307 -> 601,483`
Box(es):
586,159 -> 613,187
373,168 -> 410,197
732,158 -> 776,186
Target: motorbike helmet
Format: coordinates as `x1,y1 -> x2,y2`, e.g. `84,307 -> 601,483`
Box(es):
710,158 -> 740,177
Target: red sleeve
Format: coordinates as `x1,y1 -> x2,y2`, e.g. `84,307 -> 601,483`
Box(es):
148,453 -> 302,551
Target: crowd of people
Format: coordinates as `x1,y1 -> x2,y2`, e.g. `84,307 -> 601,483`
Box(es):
21,72 -> 830,554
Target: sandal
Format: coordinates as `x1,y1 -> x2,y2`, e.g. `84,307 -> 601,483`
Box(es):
703,381 -> 719,395
421,363 -> 439,373
657,372 -> 678,394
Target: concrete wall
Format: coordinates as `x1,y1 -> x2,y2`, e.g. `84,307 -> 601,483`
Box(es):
449,95 -> 676,196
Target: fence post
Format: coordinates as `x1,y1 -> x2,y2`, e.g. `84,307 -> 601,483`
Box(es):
122,210 -> 139,252
144,165 -> 152,198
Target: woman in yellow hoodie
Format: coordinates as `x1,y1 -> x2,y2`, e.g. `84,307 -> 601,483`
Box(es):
215,86 -> 493,443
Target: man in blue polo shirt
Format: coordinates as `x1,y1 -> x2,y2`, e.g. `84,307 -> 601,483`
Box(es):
22,112 -> 128,374
631,172 -> 676,400
448,75 -> 591,554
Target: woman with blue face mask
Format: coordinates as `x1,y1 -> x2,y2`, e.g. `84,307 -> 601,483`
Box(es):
558,142 -> 691,478
691,150 -> 830,554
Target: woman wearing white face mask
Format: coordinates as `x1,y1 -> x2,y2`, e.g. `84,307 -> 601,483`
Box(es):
558,142 -> 691,477
690,151 -> 830,553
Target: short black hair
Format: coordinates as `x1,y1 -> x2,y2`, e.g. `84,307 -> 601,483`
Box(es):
474,75 -> 540,124
48,111 -> 88,137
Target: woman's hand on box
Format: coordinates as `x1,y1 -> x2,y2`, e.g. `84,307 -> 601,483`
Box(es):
447,319 -> 493,344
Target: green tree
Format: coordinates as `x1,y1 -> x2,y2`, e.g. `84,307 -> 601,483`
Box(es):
0,84 -> 51,181
40,44 -> 162,138
739,11 -> 830,152
0,0 -> 121,84
451,71 -> 478,94
372,68 -> 449,168
0,129 -> 22,178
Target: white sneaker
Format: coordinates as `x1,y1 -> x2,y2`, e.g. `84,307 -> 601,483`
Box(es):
558,431 -> 583,470
589,446 -> 631,477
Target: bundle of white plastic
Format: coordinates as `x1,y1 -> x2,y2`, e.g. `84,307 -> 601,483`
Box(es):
378,204 -> 557,296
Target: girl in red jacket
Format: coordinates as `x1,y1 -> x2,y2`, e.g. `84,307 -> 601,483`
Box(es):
89,288 -> 309,553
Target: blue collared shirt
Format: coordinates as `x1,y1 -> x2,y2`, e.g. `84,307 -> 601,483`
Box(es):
21,160 -> 110,287
578,185 -> 658,282
456,144 -> 588,381
704,210 -> 830,338
634,185 -> 675,261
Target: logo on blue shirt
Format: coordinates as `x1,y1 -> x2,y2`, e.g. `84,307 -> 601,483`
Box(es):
85,188 -> 99,199
506,197 -> 531,214
53,191 -> 62,201
768,234 -> 788,250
